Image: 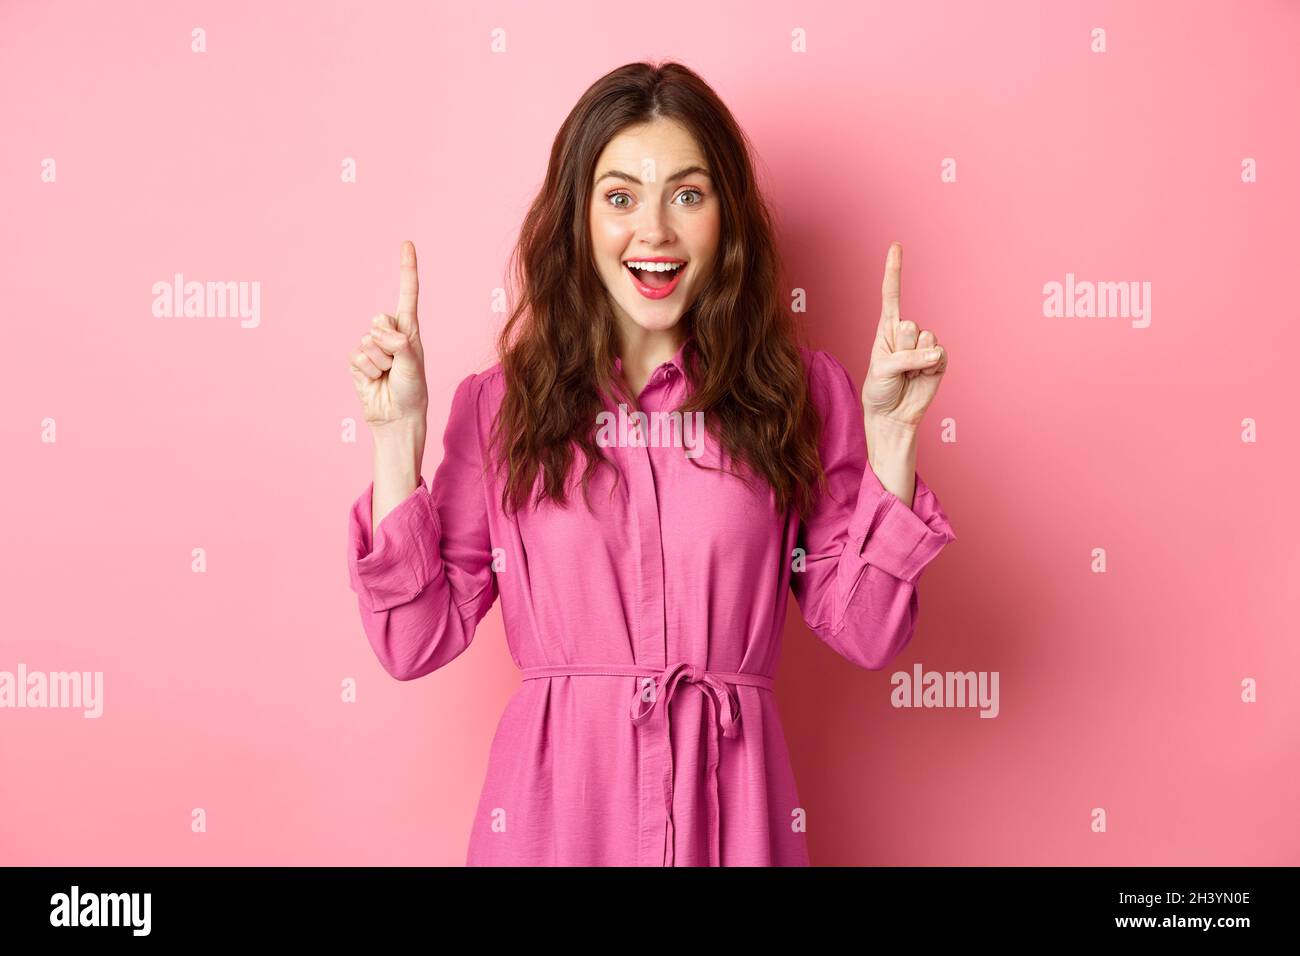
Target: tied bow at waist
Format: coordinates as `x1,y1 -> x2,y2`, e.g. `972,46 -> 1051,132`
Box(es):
518,661 -> 776,866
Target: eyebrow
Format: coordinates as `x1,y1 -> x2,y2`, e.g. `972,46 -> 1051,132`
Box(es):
594,164 -> 710,186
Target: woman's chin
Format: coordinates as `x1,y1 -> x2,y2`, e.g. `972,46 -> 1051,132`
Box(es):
609,296 -> 689,333
624,311 -> 687,335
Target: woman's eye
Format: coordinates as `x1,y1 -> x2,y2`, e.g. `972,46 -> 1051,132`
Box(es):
606,188 -> 703,209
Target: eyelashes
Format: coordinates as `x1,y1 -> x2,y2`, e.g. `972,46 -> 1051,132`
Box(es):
606,188 -> 705,209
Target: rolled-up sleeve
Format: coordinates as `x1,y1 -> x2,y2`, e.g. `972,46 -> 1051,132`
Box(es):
349,479 -> 443,611
790,350 -> 956,670
346,371 -> 498,680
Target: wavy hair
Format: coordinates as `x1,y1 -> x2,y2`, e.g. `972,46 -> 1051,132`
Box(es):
492,60 -> 826,518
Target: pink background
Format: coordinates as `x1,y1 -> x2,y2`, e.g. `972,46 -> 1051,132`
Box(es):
2,0 -> 1297,865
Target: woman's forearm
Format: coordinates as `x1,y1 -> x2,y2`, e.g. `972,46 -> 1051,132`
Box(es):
370,419 -> 427,539
865,416 -> 919,510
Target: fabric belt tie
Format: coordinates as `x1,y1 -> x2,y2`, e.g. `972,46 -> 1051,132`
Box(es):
518,661 -> 776,866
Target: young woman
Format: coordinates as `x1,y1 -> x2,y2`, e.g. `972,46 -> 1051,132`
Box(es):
345,61 -> 956,866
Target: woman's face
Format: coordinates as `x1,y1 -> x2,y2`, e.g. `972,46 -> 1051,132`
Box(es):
589,118 -> 720,341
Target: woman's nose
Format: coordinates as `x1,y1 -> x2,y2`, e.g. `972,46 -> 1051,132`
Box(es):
636,200 -> 674,242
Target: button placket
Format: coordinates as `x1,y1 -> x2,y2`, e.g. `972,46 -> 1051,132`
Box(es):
621,378 -> 669,866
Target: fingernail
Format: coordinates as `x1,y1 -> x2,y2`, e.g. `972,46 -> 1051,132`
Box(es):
927,348 -> 942,360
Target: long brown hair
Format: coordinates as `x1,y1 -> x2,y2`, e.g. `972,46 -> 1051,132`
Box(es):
492,60 -> 825,518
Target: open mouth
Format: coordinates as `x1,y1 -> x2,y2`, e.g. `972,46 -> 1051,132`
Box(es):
624,260 -> 687,299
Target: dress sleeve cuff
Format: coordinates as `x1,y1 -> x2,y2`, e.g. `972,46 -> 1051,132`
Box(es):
347,475 -> 444,611
845,466 -> 956,585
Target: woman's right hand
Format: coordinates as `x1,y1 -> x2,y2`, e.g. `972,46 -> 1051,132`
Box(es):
349,240 -> 430,430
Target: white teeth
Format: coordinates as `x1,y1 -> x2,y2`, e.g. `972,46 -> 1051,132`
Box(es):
625,261 -> 685,272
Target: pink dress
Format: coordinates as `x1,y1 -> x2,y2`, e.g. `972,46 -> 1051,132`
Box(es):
346,338 -> 957,866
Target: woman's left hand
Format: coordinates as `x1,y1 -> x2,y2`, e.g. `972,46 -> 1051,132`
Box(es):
861,242 -> 948,429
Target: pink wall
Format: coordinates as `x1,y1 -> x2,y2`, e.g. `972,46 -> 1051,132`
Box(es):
1,0 -> 1296,865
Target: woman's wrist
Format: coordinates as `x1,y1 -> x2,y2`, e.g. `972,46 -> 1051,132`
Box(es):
374,414 -> 425,458
371,416 -> 427,446
370,419 -> 427,535
865,414 -> 918,459
864,414 -> 920,508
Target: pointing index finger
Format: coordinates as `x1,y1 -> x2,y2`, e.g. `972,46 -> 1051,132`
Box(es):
880,241 -> 901,326
395,240 -> 420,335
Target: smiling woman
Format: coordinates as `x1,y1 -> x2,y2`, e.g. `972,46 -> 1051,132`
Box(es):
345,60 -> 957,867
496,69 -> 824,518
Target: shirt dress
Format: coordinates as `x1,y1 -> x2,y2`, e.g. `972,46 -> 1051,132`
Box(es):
346,337 -> 957,866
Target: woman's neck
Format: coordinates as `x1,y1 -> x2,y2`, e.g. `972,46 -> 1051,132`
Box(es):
616,323 -> 685,398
